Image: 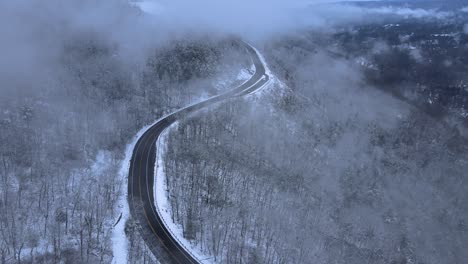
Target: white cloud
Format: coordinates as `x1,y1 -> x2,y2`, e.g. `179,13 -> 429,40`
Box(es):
410,48 -> 424,63
131,0 -> 165,15
130,1 -> 453,39
291,4 -> 454,33
464,24 -> 468,35
141,0 -> 300,38
369,7 -> 453,19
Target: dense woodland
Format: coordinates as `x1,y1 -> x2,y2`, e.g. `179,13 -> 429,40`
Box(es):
0,2 -> 250,260
2,0 -> 468,263
163,29 -> 468,264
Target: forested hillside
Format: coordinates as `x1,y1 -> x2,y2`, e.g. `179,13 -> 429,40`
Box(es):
3,0 -> 468,263
162,32 -> 468,264
0,1 -> 251,260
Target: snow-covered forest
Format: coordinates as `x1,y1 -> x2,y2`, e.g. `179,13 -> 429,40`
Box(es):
163,33 -> 468,264
0,1 -> 251,262
2,0 -> 468,263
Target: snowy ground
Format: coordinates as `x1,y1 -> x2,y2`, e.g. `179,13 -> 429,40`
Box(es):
111,147 -> 131,264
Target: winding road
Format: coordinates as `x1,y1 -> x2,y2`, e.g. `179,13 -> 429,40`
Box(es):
128,42 -> 270,264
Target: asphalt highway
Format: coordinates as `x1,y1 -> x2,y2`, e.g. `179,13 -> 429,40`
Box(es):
127,42 -> 269,264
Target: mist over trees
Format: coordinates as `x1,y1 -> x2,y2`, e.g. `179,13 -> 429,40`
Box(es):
162,30 -> 468,264
2,0 -> 468,263
0,1 -> 251,262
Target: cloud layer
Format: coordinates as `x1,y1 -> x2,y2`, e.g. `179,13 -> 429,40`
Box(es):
134,0 -> 456,38
0,0 -> 459,97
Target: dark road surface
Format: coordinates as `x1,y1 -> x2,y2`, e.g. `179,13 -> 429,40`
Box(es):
128,42 -> 269,264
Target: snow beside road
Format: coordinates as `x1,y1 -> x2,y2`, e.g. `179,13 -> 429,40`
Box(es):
151,63 -> 269,263
212,68 -> 254,95
111,65 -> 253,262
113,1 -> 267,263
245,45 -> 285,98
111,147 -> 132,264
155,124 -> 215,264
111,16 -> 269,258
112,120 -> 161,264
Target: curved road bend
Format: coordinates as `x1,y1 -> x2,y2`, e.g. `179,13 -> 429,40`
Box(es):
128,42 -> 269,264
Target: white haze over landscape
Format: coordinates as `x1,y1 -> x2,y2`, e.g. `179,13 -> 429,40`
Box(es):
0,0 -> 457,85
1,0 -> 467,263
0,0 -> 437,99
133,0 -> 457,37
